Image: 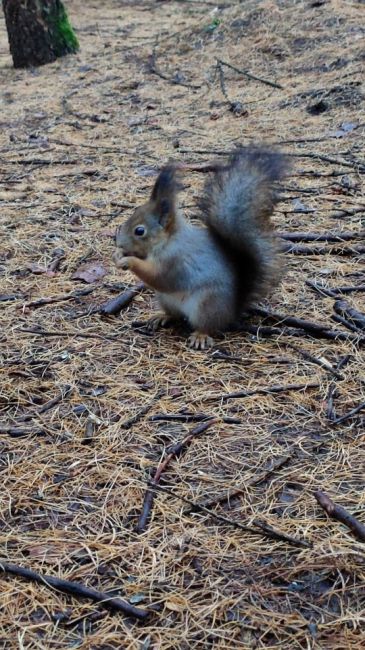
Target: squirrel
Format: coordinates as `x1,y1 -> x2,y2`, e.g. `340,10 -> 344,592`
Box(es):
113,147 -> 287,349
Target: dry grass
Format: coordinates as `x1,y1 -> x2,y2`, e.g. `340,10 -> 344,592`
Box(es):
0,0 -> 364,648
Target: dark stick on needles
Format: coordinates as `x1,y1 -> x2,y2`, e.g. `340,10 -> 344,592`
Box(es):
151,483 -> 311,549
209,381 -> 320,402
314,491 -> 365,543
307,280 -> 365,299
100,283 -> 144,316
26,287 -> 95,309
217,58 -> 283,89
136,419 -> 218,534
282,243 -> 365,256
331,314 -> 363,334
252,306 -> 365,344
191,454 -> 292,511
333,300 -> 365,332
19,328 -> 117,342
121,388 -> 164,429
332,401 -> 365,425
0,561 -> 149,620
325,354 -> 352,422
279,231 -> 365,243
0,427 -> 44,438
17,385 -> 73,422
150,413 -> 241,424
286,343 -> 343,379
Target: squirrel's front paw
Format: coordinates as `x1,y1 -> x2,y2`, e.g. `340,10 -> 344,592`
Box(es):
113,252 -> 131,270
119,257 -> 131,271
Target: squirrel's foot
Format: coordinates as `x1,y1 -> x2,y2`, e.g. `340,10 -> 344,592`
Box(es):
188,331 -> 214,350
147,313 -> 173,332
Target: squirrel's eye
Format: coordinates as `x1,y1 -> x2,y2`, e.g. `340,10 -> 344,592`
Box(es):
134,225 -> 146,237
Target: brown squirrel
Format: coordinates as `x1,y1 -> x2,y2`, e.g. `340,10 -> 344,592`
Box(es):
113,147 -> 287,349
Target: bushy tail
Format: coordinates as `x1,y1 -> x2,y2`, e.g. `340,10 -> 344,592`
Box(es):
199,147 -> 288,310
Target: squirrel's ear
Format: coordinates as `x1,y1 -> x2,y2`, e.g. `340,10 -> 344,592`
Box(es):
151,166 -> 177,228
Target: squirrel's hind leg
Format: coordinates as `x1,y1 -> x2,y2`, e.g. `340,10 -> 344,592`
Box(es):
185,288 -> 234,349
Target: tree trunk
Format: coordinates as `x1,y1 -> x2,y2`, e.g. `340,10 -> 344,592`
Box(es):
3,0 -> 79,68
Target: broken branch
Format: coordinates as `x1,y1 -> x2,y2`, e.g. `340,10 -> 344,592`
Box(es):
0,561 -> 149,620
136,419 -> 218,533
314,491 -> 365,542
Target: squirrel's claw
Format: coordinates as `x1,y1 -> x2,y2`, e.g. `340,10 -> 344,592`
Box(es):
188,332 -> 214,350
113,253 -> 131,271
147,313 -> 172,331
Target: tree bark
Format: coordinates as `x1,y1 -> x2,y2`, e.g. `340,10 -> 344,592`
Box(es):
3,0 -> 79,68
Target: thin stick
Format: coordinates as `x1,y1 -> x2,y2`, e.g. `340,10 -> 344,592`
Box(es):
286,343 -> 343,379
306,280 -> 337,298
26,287 -> 95,309
151,483 -> 311,549
192,454 -> 292,510
209,381 -> 320,402
333,300 -> 365,332
252,307 -> 365,343
288,151 -> 365,171
0,561 -> 149,620
325,355 -> 352,422
136,419 -> 218,533
217,58 -> 283,89
279,231 -> 365,243
308,281 -> 365,298
332,401 -> 365,425
100,283 -> 144,316
314,491 -> 365,542
121,389 -> 164,429
282,243 -> 365,256
0,427 -> 43,438
19,328 -> 117,342
332,314 -> 363,334
149,413 -> 241,424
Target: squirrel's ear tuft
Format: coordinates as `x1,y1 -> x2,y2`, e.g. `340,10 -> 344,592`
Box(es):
151,165 -> 179,228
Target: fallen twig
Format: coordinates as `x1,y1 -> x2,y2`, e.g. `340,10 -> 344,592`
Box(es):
332,401 -> 365,425
333,300 -> 365,331
0,294 -> 23,302
148,52 -> 201,89
279,230 -> 365,243
17,385 -> 73,423
121,389 -> 164,429
314,491 -> 365,542
331,314 -> 363,334
286,343 -> 343,379
282,243 -> 365,256
136,419 -> 218,533
288,151 -> 365,171
208,381 -> 319,402
215,60 -> 247,116
217,58 -> 283,89
0,427 -> 44,438
325,355 -> 352,421
0,561 -> 149,620
25,287 -> 95,309
151,483 -> 311,548
190,454 -> 292,510
100,283 -> 144,316
306,280 -> 337,298
252,307 -> 364,344
149,413 -> 241,424
19,328 -> 117,342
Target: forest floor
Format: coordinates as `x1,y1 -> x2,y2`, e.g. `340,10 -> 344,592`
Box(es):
0,1 -> 364,648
